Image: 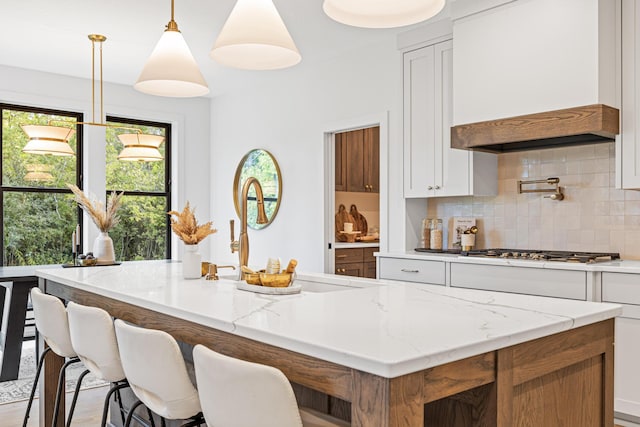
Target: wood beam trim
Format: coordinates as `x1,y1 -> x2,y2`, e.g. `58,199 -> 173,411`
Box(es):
422,352 -> 496,403
451,104 -> 620,152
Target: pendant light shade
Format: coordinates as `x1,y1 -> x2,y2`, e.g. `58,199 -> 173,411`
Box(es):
21,125 -> 75,156
117,133 -> 164,162
323,0 -> 446,28
211,0 -> 301,70
135,0 -> 209,97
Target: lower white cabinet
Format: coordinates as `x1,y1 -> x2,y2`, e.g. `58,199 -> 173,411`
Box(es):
378,257 -> 445,285
602,272 -> 640,420
450,263 -> 588,300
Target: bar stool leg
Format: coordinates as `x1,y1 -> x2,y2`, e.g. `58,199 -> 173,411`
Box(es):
22,347 -> 51,427
124,400 -> 145,427
51,357 -> 80,427
65,369 -> 90,427
101,381 -> 130,427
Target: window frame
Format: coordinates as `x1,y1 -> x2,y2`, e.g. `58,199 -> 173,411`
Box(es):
105,115 -> 172,260
0,102 -> 84,266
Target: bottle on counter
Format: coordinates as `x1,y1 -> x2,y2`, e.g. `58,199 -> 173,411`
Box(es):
421,218 -> 431,249
430,218 -> 443,250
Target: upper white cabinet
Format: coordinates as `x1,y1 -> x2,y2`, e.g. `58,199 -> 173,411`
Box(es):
619,0 -> 640,189
452,0 -> 617,126
403,40 -> 496,198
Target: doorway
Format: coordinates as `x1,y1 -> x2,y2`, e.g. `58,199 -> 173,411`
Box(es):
323,112 -> 388,275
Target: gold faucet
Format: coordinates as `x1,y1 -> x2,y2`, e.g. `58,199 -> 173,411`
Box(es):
230,177 -> 268,279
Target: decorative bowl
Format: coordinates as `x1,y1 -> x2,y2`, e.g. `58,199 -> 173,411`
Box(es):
244,272 -> 262,285
80,257 -> 98,266
259,272 -> 292,288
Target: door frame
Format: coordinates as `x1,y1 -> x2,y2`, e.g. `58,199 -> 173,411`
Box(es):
323,112 -> 389,274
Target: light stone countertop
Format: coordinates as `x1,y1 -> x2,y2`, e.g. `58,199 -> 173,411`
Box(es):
37,260 -> 621,378
377,251 -> 640,273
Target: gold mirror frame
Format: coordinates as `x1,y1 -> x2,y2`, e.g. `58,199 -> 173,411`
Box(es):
233,149 -> 282,230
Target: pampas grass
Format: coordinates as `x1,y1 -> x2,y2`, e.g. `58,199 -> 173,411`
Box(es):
67,184 -> 123,232
168,202 -> 217,245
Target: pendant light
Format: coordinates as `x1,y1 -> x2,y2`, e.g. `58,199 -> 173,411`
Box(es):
323,0 -> 446,28
21,125 -> 75,156
117,133 -> 165,162
135,0 -> 209,97
210,0 -> 301,70
21,34 -> 164,162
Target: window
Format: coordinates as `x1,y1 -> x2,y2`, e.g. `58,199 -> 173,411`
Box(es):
0,103 -> 82,266
105,116 -> 171,261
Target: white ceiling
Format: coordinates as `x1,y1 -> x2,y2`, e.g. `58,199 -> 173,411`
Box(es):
0,0 -> 445,97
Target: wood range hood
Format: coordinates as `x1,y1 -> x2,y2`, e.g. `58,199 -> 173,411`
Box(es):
451,104 -> 620,153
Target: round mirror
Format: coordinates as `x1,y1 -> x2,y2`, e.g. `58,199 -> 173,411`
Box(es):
233,149 -> 282,230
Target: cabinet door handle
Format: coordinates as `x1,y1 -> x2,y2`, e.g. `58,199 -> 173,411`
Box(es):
336,255 -> 347,259
427,186 -> 433,190
401,269 -> 419,273
434,185 -> 441,190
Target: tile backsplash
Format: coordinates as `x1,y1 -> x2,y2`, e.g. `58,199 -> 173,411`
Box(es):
426,142 -> 640,259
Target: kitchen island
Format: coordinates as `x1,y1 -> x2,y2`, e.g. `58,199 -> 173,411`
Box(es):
37,261 -> 621,426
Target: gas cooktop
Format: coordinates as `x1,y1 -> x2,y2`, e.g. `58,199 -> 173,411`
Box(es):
460,249 -> 620,263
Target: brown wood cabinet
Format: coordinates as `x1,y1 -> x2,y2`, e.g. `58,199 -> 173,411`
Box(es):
335,127 -> 379,193
335,246 -> 377,278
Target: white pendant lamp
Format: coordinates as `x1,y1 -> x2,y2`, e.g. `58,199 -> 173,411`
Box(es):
210,0 -> 301,70
323,0 -> 446,28
21,125 -> 75,156
135,0 -> 209,97
116,133 -> 164,162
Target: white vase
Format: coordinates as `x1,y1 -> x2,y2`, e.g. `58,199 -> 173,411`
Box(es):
93,232 -> 116,265
183,244 -> 202,279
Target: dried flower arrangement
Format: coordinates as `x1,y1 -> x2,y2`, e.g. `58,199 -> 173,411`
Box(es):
67,184 -> 124,232
168,202 -> 217,245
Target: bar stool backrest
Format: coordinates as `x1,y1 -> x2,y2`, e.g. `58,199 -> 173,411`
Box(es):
67,302 -> 126,383
114,319 -> 201,420
30,288 -> 75,358
193,344 -> 303,427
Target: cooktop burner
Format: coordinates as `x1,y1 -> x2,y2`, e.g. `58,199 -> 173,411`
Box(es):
460,249 -> 620,263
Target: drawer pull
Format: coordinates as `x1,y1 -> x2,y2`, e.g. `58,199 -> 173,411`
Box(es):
336,255 -> 348,259
401,269 -> 419,273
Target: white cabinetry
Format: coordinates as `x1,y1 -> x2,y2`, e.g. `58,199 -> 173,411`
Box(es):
619,0 -> 640,189
452,0 -> 617,125
450,263 -> 588,300
601,272 -> 640,420
378,257 -> 445,285
403,40 -> 496,198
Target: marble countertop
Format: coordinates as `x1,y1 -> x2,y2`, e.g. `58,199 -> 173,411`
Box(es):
37,260 -> 621,378
377,251 -> 640,273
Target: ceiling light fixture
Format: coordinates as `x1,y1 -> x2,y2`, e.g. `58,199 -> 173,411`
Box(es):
21,34 -> 164,162
210,0 -> 301,70
117,133 -> 165,162
135,0 -> 209,97
322,0 -> 446,28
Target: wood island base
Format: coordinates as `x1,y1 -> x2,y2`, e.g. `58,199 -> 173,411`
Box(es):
41,278 -> 614,427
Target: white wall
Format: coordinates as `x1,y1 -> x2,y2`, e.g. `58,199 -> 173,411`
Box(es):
210,38 -> 405,272
0,64 -> 211,260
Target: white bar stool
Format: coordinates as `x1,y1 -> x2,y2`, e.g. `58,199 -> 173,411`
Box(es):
193,344 -> 350,427
114,319 -> 204,427
67,301 -> 141,427
24,288 -> 80,427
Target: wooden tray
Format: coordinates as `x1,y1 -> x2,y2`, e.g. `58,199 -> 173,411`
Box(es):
236,282 -> 301,295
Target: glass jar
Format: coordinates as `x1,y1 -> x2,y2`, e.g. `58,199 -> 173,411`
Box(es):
430,218 -> 443,250
421,218 -> 431,249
